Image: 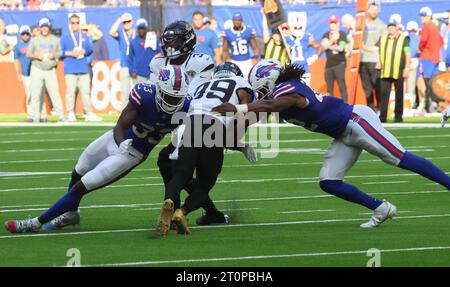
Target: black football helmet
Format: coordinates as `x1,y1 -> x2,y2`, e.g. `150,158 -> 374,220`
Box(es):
161,21 -> 196,59
213,62 -> 243,79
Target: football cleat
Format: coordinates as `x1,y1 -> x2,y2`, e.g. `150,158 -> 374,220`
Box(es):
360,201 -> 397,228
66,113 -> 77,122
4,217 -> 41,233
156,199 -> 174,236
196,211 -> 230,226
84,113 -> 102,122
42,210 -> 81,230
172,208 -> 191,235
242,143 -> 257,164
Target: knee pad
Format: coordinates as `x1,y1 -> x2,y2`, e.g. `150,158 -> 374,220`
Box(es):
319,180 -> 342,194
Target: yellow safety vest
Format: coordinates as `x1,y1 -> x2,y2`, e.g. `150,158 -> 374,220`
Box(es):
380,33 -> 406,79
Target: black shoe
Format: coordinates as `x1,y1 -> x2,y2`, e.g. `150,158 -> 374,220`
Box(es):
394,117 -> 403,123
196,212 -> 229,225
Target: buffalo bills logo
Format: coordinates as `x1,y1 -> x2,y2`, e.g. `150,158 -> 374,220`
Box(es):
159,69 -> 171,81
255,64 -> 280,79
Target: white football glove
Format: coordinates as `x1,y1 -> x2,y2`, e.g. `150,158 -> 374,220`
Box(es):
119,139 -> 133,154
440,106 -> 450,127
242,143 -> 257,164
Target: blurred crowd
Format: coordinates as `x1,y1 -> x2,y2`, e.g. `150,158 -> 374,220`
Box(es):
0,0 -> 140,10
1,1 -> 450,123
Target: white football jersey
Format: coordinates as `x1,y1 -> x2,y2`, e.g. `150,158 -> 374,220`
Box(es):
188,76 -> 253,126
149,53 -> 214,83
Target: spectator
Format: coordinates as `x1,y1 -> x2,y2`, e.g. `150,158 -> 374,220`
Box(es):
360,2 -> 385,111
109,12 -> 135,109
341,13 -> 355,59
61,14 -> 100,122
262,10 -> 288,65
30,25 -> 39,37
128,18 -> 161,85
321,14 -> 348,102
192,11 -> 220,65
0,18 -> 13,62
27,18 -> 63,123
222,12 -> 261,77
84,23 -> 109,61
13,25 -> 34,121
405,21 -> 420,110
417,6 -> 444,113
284,15 -> 322,85
377,18 -> 411,123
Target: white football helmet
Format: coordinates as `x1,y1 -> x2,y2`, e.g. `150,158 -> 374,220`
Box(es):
156,65 -> 189,114
248,59 -> 282,100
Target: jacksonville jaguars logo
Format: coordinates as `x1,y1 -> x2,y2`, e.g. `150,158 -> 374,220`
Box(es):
255,64 -> 281,79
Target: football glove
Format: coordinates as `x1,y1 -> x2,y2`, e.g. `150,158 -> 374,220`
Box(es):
119,139 -> 133,154
242,143 -> 257,164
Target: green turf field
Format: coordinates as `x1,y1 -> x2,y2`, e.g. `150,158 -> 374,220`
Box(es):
1,124 -> 450,267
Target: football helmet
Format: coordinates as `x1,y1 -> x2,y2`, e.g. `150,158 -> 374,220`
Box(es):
161,21 -> 196,59
156,65 -> 189,114
213,62 -> 243,79
248,59 -> 282,100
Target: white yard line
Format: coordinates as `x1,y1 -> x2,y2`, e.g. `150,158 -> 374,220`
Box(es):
279,209 -> 335,214
0,190 -> 446,213
1,169 -> 449,191
0,122 -> 445,128
363,181 -> 408,185
1,213 -> 450,240
87,245 -> 450,266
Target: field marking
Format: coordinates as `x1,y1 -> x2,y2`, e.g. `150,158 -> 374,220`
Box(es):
1,190 -> 447,214
0,138 -> 93,144
0,122 -> 445,128
2,213 -> 450,240
279,209 -> 335,214
86,245 -> 450,266
363,181 -> 408,185
2,154 -> 450,172
358,210 -> 415,215
1,169 -> 449,191
0,147 -> 83,153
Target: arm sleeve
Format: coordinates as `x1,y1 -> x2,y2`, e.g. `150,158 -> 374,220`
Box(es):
128,84 -> 144,111
419,25 -> 429,50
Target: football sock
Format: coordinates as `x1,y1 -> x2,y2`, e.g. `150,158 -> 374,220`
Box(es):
185,179 -> 219,214
398,152 -> 450,190
182,190 -> 208,214
38,191 -> 83,224
320,180 -> 383,210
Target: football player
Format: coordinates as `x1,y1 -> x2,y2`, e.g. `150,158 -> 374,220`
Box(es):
212,59 -> 450,228
151,21 -> 256,227
221,12 -> 261,77
284,15 -> 322,85
156,62 -> 255,235
4,65 -> 190,233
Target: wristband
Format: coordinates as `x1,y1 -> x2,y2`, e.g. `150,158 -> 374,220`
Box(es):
235,104 -> 248,114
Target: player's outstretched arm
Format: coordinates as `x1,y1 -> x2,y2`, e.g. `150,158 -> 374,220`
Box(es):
441,106 -> 450,127
113,102 -> 140,145
212,93 -> 299,115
